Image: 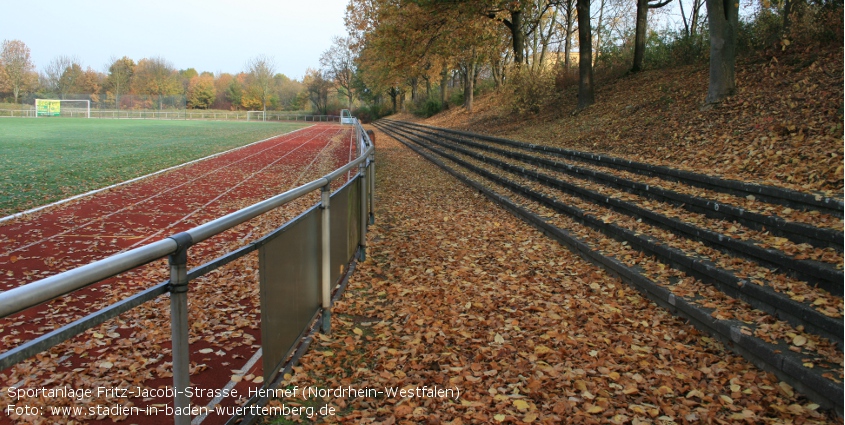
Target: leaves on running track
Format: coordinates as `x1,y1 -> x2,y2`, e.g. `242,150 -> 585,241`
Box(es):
0,126 -> 354,422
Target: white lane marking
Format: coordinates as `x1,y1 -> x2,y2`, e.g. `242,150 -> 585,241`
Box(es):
126,127 -> 343,249
0,125 -> 314,225
1,126 -> 325,257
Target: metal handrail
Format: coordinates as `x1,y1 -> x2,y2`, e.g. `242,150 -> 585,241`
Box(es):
0,118 -> 374,424
0,239 -> 176,317
0,109 -> 345,122
0,143 -> 373,319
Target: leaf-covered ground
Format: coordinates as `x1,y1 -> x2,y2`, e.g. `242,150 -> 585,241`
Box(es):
422,44 -> 844,198
265,131 -> 838,424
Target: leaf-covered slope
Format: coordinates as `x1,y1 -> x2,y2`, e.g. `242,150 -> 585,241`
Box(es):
422,44 -> 844,198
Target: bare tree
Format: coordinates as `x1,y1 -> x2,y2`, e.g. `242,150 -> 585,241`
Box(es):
1,40 -> 35,104
530,0 -> 559,70
304,68 -> 333,114
561,0 -> 578,71
245,55 -> 276,112
594,0 -> 606,65
45,55 -> 83,99
704,0 -> 738,104
320,36 -> 357,109
678,0 -> 705,37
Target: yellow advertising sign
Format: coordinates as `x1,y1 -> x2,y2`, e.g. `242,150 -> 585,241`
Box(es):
37,100 -> 61,116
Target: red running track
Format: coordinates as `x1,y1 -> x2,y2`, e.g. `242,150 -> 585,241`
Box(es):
0,123 -> 355,424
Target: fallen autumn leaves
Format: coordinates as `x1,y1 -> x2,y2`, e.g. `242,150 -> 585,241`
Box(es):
264,131 -> 837,424
0,126 -> 355,424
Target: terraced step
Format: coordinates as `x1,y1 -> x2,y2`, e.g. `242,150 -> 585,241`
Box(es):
388,120 -> 844,251
395,121 -> 844,218
386,121 -> 843,294
375,120 -> 844,415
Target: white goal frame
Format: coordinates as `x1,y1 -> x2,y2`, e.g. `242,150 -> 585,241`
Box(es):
246,110 -> 266,122
35,99 -> 90,118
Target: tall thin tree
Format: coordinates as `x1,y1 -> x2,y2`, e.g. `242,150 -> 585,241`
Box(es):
246,55 -> 276,113
320,36 -> 357,109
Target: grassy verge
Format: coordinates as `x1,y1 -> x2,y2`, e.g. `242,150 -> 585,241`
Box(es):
0,118 -> 308,216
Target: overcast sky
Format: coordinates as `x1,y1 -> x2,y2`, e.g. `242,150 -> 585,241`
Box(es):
2,0 -> 349,80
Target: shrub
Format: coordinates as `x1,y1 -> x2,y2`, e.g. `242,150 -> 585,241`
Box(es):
449,90 -> 464,108
786,1 -> 843,45
738,8 -> 784,54
352,103 -> 392,123
411,99 -> 443,118
509,67 -> 557,114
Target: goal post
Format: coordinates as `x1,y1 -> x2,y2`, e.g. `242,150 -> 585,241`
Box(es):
35,99 -> 90,118
246,110 -> 265,122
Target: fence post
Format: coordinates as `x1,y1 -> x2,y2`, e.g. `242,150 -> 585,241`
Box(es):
369,155 -> 375,225
320,185 -> 331,334
359,161 -> 368,262
168,232 -> 193,425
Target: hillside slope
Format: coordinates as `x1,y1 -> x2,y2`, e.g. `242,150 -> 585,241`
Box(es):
417,44 -> 844,199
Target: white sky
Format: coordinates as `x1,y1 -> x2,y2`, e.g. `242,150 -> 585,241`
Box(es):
1,0 -> 349,80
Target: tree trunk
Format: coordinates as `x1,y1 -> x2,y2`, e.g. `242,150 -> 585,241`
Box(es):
564,8 -> 573,71
440,66 -> 448,106
410,78 -> 418,102
577,0 -> 595,109
463,61 -> 475,113
691,0 -> 701,34
492,58 -> 501,88
531,19 -> 539,71
511,9 -> 525,65
399,89 -> 405,111
538,9 -> 558,69
705,0 -> 738,104
690,0 -> 702,34
782,0 -> 793,34
632,0 -> 649,72
679,0 -> 689,36
595,0 -> 605,66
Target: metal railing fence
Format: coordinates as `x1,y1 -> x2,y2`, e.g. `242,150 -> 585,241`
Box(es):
0,108 -> 341,122
0,118 -> 375,424
0,109 -> 36,118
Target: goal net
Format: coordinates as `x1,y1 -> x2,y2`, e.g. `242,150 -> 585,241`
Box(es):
246,110 -> 265,122
35,99 -> 90,118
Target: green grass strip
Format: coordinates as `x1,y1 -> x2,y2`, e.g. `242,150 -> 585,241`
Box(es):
0,118 -> 308,216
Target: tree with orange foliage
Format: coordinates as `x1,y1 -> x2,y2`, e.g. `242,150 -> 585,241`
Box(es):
0,39 -> 36,103
187,75 -> 216,109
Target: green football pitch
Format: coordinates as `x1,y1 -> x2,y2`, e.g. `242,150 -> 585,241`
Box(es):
0,118 -> 308,217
